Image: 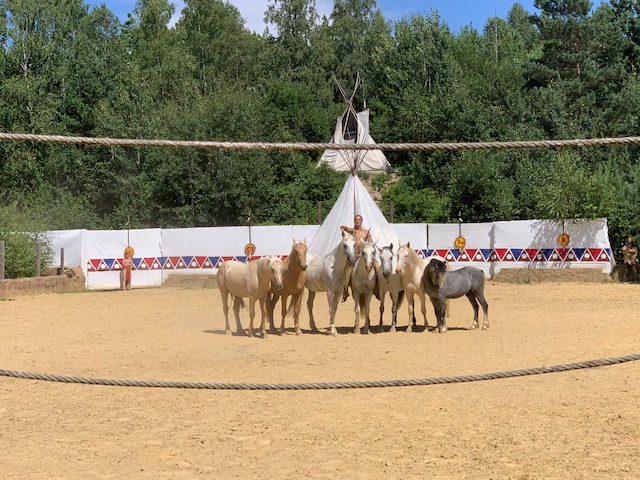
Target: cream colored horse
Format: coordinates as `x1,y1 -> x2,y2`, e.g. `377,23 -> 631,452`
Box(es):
217,256 -> 284,339
395,242 -> 446,332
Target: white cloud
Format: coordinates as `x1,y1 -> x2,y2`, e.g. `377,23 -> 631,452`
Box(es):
168,1 -> 333,33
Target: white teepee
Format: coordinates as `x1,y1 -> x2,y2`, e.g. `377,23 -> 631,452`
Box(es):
309,77 -> 398,257
316,77 -> 391,173
308,173 -> 400,257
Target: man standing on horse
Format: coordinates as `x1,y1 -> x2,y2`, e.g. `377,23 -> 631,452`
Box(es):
622,236 -> 638,282
340,214 -> 373,300
340,215 -> 372,256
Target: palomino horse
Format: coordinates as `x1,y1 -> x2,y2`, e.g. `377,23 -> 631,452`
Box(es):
422,258 -> 489,333
268,239 -> 308,335
375,243 -> 405,333
305,231 -> 358,336
395,242 -> 446,332
216,256 -> 284,339
350,239 -> 378,334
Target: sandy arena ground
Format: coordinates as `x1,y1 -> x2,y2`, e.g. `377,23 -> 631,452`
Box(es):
1,279 -> 639,479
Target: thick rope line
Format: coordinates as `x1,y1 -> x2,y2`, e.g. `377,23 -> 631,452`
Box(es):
1,353 -> 639,390
2,132 -> 640,151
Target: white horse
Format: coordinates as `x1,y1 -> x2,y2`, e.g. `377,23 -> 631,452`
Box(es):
216,256 -> 284,338
350,239 -> 378,334
305,231 -> 358,336
395,242 -> 446,332
375,243 -> 405,333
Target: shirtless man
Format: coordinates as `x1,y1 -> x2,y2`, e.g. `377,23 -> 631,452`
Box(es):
340,215 -> 372,256
340,215 -> 373,300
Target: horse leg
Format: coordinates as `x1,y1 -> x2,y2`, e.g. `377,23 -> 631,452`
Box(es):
437,295 -> 447,333
353,290 -> 362,335
293,293 -> 303,336
466,292 -> 480,330
378,290 -> 386,333
258,297 -> 269,339
248,298 -> 257,337
232,296 -> 245,336
278,294 -> 288,335
419,292 -> 428,330
327,291 -> 339,336
476,290 -> 489,330
268,293 -> 278,332
220,288 -> 232,335
390,292 -> 398,333
363,293 -> 373,335
406,294 -> 415,333
307,290 -> 318,332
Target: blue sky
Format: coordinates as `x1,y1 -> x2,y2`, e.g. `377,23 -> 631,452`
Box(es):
86,1 -> 538,34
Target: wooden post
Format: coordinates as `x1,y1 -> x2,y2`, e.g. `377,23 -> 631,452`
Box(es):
0,241 -> 4,280
36,242 -> 41,277
389,201 -> 394,223
59,248 -> 65,275
317,201 -> 322,225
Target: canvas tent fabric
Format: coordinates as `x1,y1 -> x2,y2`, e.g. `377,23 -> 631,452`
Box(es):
317,108 -> 391,172
307,174 -> 400,257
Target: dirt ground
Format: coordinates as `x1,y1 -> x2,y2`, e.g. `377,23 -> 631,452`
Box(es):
1,279 -> 639,479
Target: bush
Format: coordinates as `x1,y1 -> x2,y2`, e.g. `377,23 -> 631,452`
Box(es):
0,207 -> 54,279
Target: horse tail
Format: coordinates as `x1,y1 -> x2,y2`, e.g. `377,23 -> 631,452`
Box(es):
285,297 -> 296,318
397,290 -> 405,308
233,295 -> 245,309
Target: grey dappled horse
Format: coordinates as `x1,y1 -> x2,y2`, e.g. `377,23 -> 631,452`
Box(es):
421,258 -> 489,333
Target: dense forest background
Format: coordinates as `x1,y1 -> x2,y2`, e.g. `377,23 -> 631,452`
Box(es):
1,0 -> 640,259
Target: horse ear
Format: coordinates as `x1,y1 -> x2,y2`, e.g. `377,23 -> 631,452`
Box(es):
407,241 -> 411,248
389,243 -> 393,251
303,237 -> 307,244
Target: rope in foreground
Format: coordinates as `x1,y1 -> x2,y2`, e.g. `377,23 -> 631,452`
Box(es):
2,353 -> 639,390
2,132 -> 640,151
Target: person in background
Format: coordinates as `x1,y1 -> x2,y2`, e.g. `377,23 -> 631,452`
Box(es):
121,247 -> 134,290
622,236 -> 638,282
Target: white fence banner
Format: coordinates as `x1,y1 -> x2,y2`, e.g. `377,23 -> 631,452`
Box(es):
47,219 -> 612,289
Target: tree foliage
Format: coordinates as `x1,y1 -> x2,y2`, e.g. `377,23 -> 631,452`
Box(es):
0,0 -> 638,275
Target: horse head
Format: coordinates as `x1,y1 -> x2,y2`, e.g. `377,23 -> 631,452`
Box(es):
360,239 -> 376,273
377,243 -> 394,278
425,258 -> 447,290
395,241 -> 412,275
292,238 -> 308,271
341,231 -> 358,267
267,256 -> 285,290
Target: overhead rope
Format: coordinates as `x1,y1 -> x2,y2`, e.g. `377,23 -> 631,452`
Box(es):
1,132 -> 640,151
1,352 -> 639,390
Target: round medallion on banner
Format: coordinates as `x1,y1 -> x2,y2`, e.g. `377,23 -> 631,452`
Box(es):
557,233 -> 570,247
454,236 -> 466,251
244,242 -> 256,259
124,246 -> 135,257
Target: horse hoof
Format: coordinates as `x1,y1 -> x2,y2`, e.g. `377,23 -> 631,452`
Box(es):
225,329 -> 232,336
261,332 -> 268,339
295,330 -> 303,336
390,326 -> 396,333
330,328 -> 338,337
354,328 -> 361,335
